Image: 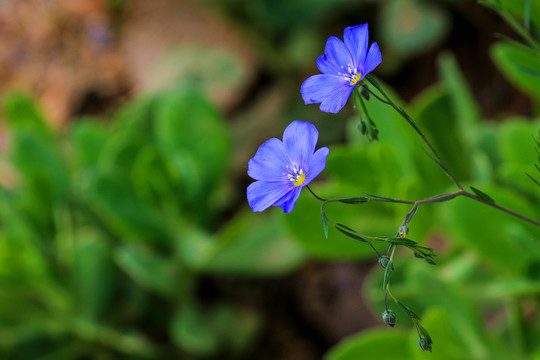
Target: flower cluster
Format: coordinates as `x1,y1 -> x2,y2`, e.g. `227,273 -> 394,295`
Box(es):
247,24 -> 381,212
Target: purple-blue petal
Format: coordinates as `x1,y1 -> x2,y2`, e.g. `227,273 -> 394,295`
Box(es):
363,42 -> 382,76
304,146 -> 330,184
316,54 -> 343,75
282,120 -> 318,167
301,74 -> 353,113
247,138 -> 289,181
247,180 -> 292,212
323,36 -> 354,70
272,186 -> 302,213
343,24 -> 368,71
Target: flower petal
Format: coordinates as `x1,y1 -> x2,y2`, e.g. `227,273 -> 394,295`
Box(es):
304,146 -> 330,184
316,54 -> 343,75
323,36 -> 354,70
282,120 -> 318,167
301,74 -> 353,113
248,138 -> 289,181
273,186 -> 302,213
343,24 -> 368,71
247,181 -> 292,212
362,42 -> 382,76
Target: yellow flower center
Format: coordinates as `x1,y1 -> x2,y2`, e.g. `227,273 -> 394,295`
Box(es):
349,72 -> 362,85
287,168 -> 306,187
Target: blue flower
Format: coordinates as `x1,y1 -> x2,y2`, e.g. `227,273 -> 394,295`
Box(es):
301,24 -> 382,113
247,120 -> 329,213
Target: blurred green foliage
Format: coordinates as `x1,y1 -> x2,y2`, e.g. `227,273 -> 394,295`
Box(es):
0,0 -> 540,358
0,87 -> 305,358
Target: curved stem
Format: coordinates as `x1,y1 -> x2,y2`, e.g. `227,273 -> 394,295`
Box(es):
365,75 -> 463,190
305,185 -> 327,201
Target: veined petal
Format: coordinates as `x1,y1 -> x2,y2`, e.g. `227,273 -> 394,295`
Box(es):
304,146 -> 330,184
323,36 -> 354,70
319,80 -> 355,113
282,120 -> 318,167
247,181 -> 292,213
301,74 -> 353,114
273,186 -> 302,213
316,54 -> 343,75
362,42 -> 382,76
344,24 -> 368,70
248,138 -> 289,181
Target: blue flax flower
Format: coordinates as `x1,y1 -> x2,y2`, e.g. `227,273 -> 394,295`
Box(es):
301,24 -> 382,113
247,120 -> 329,213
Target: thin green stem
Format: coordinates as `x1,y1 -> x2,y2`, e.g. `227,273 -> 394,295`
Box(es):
365,75 -> 463,190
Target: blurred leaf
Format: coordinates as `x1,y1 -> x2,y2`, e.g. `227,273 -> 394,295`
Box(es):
411,84 -> 471,182
170,302 -> 220,356
410,308 -> 464,360
446,187 -> 540,272
438,52 -> 481,146
69,121 -> 107,169
324,329 -> 411,360
380,0 -> 450,58
115,245 -> 176,296
202,211 -> 305,277
72,230 -> 113,320
85,174 -> 170,243
407,264 -> 491,359
2,92 -> 52,139
491,42 -> 540,100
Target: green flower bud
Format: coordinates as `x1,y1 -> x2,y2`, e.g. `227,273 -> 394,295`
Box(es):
382,309 -> 396,327
417,338 -> 432,352
379,256 -> 390,268
397,225 -> 409,238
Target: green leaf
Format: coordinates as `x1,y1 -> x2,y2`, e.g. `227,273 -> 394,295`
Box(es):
325,329 -> 411,360
338,197 -> 369,204
154,88 -> 231,196
321,210 -> 329,238
383,260 -> 394,289
70,121 -> 107,168
202,211 -> 305,277
2,92 -> 52,138
446,186 -> 540,271
469,186 -> 496,203
491,42 -> 540,100
72,230 -> 113,320
115,245 -> 176,296
438,52 -> 480,148
397,300 -> 421,320
335,226 -> 367,243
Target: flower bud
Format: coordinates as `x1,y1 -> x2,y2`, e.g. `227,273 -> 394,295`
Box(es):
397,225 -> 409,238
382,310 -> 396,327
417,338 -> 432,352
379,256 -> 390,268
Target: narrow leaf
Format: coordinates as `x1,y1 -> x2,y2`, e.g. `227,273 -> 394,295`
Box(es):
397,301 -> 422,320
382,260 -> 393,289
363,192 -> 407,203
321,210 -> 329,239
383,237 -> 418,246
338,197 -> 369,204
335,227 -> 367,243
470,186 -> 496,203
